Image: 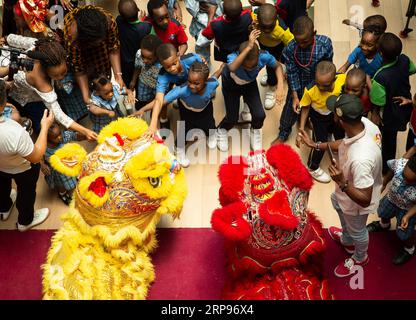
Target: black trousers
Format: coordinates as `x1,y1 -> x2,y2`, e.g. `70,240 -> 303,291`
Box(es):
218,68 -> 265,130
308,108 -> 345,171
176,100 -> 216,149
259,42 -> 284,86
381,127 -> 416,174
0,163 -> 40,225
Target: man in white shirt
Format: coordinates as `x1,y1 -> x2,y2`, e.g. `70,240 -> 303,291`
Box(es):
299,94 -> 382,278
0,80 -> 55,231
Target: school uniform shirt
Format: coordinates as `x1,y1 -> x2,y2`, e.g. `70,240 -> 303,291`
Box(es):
299,73 -> 346,115
116,16 -> 152,85
135,49 -> 162,102
145,17 -> 188,49
335,117 -> 383,216
164,77 -> 219,112
226,50 -> 277,85
90,83 -> 125,133
201,9 -> 252,62
347,47 -> 382,78
251,12 -> 294,48
156,53 -> 203,94
370,54 -> 416,131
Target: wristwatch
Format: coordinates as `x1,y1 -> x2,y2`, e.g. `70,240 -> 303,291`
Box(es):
315,141 -> 322,151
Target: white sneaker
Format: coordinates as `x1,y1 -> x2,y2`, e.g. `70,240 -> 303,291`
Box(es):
264,91 -> 276,110
260,74 -> 268,86
17,208 -> 50,232
250,128 -> 263,150
239,103 -> 252,122
176,148 -> 190,168
207,133 -> 217,149
309,167 -> 331,183
0,189 -> 17,221
216,129 -> 228,152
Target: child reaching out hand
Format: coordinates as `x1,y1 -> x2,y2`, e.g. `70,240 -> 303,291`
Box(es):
41,123 -> 86,205
136,62 -> 224,167
89,75 -> 135,133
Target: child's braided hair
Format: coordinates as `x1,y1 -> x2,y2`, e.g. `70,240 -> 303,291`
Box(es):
189,61 -> 209,80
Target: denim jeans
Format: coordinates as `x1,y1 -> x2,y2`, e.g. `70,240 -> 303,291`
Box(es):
331,193 -> 369,262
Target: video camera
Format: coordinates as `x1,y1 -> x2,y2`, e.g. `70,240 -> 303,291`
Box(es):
0,46 -> 34,81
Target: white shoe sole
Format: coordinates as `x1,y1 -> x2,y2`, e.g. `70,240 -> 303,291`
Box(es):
17,209 -> 50,232
0,189 -> 17,221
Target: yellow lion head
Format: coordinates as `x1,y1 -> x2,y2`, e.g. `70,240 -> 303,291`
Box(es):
50,117 -> 187,231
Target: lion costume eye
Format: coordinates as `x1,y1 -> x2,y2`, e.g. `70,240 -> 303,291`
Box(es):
148,177 -> 161,188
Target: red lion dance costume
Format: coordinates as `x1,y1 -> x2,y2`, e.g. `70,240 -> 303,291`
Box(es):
211,144 -> 334,300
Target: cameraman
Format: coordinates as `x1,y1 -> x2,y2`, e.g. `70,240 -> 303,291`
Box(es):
0,80 -> 54,231
0,36 -> 97,141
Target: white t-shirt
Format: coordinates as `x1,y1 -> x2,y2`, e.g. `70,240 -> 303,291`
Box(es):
0,119 -> 34,174
335,117 -> 383,216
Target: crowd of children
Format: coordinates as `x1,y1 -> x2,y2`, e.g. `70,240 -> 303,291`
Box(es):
1,0 -> 416,272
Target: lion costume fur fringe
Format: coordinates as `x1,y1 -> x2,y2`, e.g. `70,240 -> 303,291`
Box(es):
42,118 -> 187,300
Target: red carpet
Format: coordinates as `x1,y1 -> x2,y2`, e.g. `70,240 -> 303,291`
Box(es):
0,228 -> 415,300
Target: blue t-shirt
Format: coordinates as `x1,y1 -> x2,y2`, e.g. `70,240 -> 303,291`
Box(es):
227,50 -> 277,83
156,53 -> 203,94
347,47 -> 382,78
164,77 -> 219,111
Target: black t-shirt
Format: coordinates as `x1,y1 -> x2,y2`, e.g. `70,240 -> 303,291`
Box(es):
116,16 -> 152,85
275,0 -> 307,32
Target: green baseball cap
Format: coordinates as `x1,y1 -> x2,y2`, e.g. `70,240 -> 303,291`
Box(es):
326,94 -> 364,120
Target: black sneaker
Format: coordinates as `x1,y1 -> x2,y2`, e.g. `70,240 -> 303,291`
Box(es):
366,221 -> 390,232
159,120 -> 171,140
392,248 -> 414,265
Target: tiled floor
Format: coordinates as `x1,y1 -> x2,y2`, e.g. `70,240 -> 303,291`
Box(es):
1,0 -> 415,230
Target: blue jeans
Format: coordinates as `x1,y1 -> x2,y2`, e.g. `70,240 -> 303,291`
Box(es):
331,193 -> 369,262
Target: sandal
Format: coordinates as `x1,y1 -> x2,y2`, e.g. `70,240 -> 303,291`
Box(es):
58,192 -> 72,205
366,220 -> 390,232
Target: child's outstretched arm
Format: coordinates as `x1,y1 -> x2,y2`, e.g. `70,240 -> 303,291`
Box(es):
338,61 -> 351,74
143,92 -> 165,138
211,63 -> 225,79
342,19 -> 363,31
89,105 -> 116,118
129,67 -> 142,91
134,100 -> 156,117
228,29 -> 261,73
173,0 -> 183,23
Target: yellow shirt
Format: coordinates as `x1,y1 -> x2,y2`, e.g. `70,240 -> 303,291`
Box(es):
300,74 -> 347,115
251,12 -> 294,48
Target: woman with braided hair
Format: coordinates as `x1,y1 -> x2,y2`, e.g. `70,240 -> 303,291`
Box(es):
2,37 -> 97,140
136,61 -> 224,167
63,5 -> 128,112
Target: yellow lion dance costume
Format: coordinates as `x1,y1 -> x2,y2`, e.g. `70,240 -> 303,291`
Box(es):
42,118 -> 187,299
